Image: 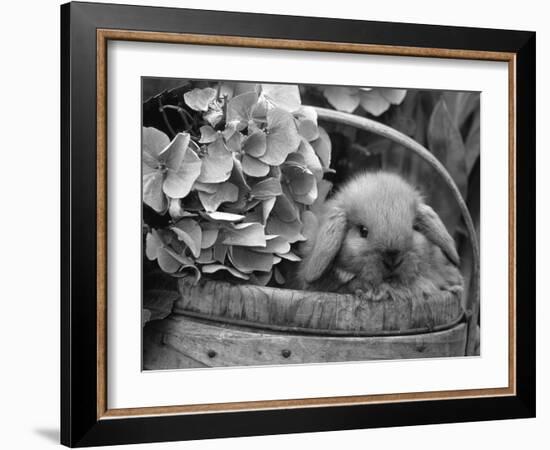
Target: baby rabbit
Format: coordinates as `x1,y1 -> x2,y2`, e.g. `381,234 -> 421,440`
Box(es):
298,172 -> 463,299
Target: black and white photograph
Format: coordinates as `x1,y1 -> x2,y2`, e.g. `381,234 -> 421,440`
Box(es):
142,78 -> 480,369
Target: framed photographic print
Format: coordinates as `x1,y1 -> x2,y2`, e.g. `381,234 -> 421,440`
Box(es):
61,1 -> 536,447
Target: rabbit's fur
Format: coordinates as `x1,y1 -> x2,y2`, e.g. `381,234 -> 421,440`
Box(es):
298,172 -> 463,300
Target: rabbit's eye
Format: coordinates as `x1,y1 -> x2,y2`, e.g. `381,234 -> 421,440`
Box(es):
358,225 -> 369,238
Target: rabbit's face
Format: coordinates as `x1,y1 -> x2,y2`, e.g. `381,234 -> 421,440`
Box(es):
301,171 -> 460,291
334,180 -> 426,286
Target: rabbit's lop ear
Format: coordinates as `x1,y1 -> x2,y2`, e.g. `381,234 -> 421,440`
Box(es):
304,206 -> 347,283
415,203 -> 460,266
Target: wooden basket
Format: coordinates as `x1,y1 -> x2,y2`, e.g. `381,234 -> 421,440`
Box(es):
143,107 -> 480,369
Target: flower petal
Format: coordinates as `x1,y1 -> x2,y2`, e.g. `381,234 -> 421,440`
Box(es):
266,216 -> 304,243
242,154 -> 270,177
378,88 -> 407,105
276,251 -> 302,262
297,139 -> 323,181
199,125 -> 219,144
197,139 -> 233,183
184,87 -> 217,112
143,170 -> 167,213
202,263 -> 250,280
163,146 -> 202,199
171,219 -> 202,258
203,211 -> 245,222
359,89 -> 391,116
251,235 -> 290,254
226,91 -> 259,130
259,108 -> 301,165
260,84 -> 301,112
295,106 -> 319,141
198,181 -> 239,211
272,193 -> 299,222
156,247 -> 181,273
311,126 -> 332,169
251,177 -> 282,200
222,222 -> 267,247
143,127 -> 170,166
243,130 -> 267,157
201,227 -> 219,249
160,132 -> 191,172
322,86 -> 360,113
229,247 -> 274,273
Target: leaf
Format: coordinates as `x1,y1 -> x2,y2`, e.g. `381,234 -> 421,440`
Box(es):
229,247 -> 274,273
251,177 -> 283,200
142,127 -> 170,167
201,264 -> 250,280
201,227 -> 219,249
242,154 -> 270,177
359,89 -> 391,116
427,100 -> 468,197
259,108 -> 301,165
311,126 -> 332,169
243,130 -> 267,157
184,87 -> 217,111
199,125 -> 219,144
203,211 -> 245,222
143,170 -> 167,213
198,182 -> 239,211
261,84 -> 301,112
427,99 -> 468,232
322,86 -> 360,113
222,222 -> 267,247
162,145 -> 202,199
197,139 -> 234,183
171,219 -> 202,258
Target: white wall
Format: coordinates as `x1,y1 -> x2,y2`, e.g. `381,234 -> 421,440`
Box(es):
0,0 -> 545,449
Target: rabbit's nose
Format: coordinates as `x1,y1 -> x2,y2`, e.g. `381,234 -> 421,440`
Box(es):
382,249 -> 403,271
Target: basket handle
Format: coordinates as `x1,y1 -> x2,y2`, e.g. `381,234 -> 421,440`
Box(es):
314,107 -> 480,356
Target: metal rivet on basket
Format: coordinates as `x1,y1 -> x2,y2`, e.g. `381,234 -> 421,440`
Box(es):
207,350 -> 217,358
281,349 -> 291,358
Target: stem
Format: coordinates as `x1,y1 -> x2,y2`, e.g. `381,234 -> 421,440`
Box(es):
158,97 -> 176,138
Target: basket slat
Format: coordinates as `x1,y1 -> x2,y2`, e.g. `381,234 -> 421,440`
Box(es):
143,315 -> 468,369
174,278 -> 463,334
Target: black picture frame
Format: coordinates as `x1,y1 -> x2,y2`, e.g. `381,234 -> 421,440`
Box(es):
61,1 -> 536,447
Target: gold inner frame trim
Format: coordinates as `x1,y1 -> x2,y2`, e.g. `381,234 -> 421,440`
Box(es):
96,29 -> 517,420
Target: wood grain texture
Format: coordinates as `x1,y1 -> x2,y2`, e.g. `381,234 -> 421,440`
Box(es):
143,315 -> 468,369
175,278 -> 463,333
